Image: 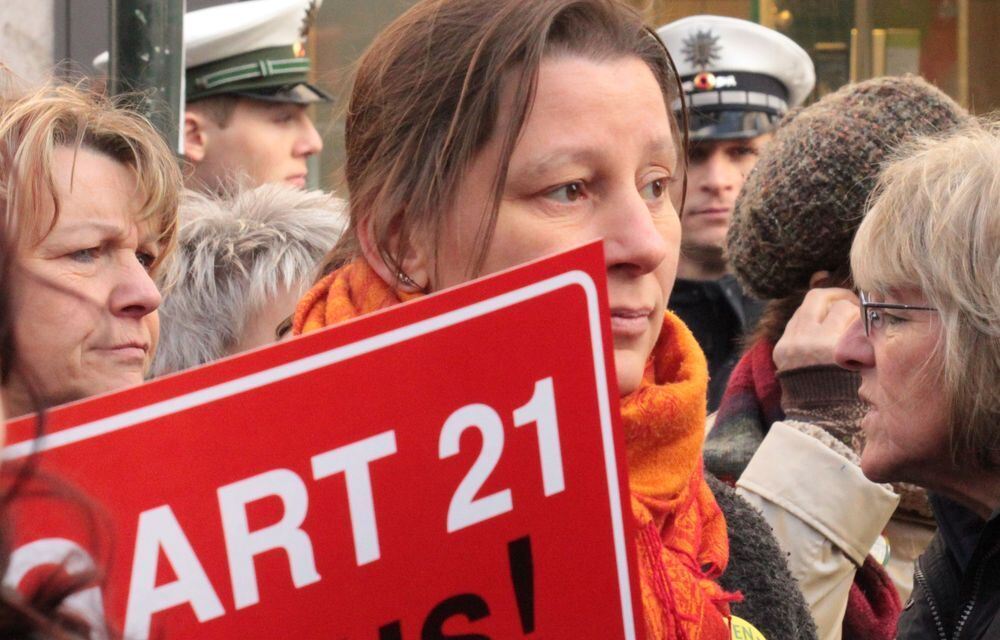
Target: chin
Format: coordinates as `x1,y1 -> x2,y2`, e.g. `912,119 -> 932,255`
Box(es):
92,372 -> 146,397
859,450 -> 900,485
613,351 -> 645,397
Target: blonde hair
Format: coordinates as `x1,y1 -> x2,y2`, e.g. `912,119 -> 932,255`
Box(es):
0,76 -> 181,273
851,120 -> 1000,467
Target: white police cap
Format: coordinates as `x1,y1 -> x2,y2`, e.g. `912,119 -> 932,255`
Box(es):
94,0 -> 331,104
657,15 -> 815,140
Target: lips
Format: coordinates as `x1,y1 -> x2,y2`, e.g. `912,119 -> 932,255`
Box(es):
689,206 -> 731,217
609,307 -> 653,338
101,342 -> 149,362
286,175 -> 307,188
858,392 -> 877,430
858,389 -> 874,409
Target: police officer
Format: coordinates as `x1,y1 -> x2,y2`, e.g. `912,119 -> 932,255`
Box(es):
657,15 -> 815,411
96,0 -> 330,192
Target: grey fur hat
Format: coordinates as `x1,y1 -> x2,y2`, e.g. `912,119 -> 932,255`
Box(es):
727,74 -> 968,299
151,184 -> 347,376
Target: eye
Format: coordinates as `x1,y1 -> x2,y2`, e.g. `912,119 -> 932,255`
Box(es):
640,177 -> 667,201
868,308 -> 884,331
687,145 -> 710,165
883,312 -> 906,327
272,108 -> 298,124
729,144 -> 758,159
546,182 -> 585,204
69,248 -> 100,263
136,250 -> 158,271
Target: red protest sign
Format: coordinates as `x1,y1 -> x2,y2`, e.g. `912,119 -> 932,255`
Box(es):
3,242 -> 644,640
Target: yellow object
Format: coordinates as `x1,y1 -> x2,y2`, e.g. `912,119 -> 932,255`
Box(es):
729,615 -> 767,640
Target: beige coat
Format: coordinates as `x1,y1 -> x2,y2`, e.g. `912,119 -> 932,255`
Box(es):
735,421 -> 899,640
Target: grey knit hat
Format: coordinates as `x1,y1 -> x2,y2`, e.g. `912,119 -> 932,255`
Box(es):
727,74 -> 968,299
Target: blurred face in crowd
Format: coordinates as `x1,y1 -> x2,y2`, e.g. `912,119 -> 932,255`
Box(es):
186,98 -> 323,190
835,289 -> 947,485
231,284 -> 303,355
4,147 -> 163,416
426,55 -> 681,396
669,134 -> 771,256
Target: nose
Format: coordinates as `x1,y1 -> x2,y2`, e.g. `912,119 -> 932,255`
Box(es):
698,150 -> 739,195
602,188 -> 670,277
294,114 -> 324,158
109,255 -> 162,320
834,318 -> 874,371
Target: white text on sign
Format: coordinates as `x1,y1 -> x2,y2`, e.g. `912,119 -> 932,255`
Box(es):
8,377 -> 566,639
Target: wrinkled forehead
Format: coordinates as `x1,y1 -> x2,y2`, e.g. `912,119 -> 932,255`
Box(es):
23,145 -> 163,247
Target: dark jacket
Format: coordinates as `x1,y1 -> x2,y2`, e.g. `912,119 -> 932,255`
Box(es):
669,275 -> 763,412
897,495 -> 1000,640
706,473 -> 818,640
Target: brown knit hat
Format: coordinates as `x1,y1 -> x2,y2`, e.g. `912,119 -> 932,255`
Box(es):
727,75 -> 969,299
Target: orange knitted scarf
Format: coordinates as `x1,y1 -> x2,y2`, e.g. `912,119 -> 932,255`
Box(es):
624,310 -> 736,640
294,259 -> 735,640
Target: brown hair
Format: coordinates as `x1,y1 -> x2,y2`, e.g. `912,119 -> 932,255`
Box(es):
321,0 -> 685,283
186,95 -> 240,128
748,264 -> 853,347
0,78 -> 181,275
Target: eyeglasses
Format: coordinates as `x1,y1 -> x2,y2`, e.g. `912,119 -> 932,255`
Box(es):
859,291 -> 937,337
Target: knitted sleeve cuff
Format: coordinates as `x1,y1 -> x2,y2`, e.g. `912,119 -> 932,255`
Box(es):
777,365 -> 861,412
787,420 -> 860,465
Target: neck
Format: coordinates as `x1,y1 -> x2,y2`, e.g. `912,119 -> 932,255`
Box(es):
2,383 -> 33,420
931,467 -> 1000,520
677,244 -> 728,281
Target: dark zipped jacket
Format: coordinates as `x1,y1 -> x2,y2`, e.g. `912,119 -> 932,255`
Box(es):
668,275 -> 763,412
897,495 -> 1000,640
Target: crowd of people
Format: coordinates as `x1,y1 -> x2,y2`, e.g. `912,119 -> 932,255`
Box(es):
0,0 -> 997,638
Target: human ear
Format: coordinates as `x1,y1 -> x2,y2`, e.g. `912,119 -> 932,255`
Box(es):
357,217 -> 431,292
183,111 -> 209,164
809,270 -> 833,289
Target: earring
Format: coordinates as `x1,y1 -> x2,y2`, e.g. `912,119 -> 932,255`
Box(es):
397,270 -> 420,290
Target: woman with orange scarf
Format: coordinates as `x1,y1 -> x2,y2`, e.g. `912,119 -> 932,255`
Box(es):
295,1 -> 813,638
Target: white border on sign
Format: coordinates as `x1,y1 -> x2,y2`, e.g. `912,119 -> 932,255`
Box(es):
4,271 -> 636,640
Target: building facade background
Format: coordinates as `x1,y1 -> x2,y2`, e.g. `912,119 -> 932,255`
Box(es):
0,0 -> 995,191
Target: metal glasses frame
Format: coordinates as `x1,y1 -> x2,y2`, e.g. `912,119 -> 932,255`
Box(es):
859,291 -> 936,336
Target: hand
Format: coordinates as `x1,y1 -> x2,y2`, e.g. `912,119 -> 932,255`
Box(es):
773,288 -> 859,372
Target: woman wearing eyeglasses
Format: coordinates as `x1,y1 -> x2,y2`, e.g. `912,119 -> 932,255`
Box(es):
708,75 -> 970,640
834,123 -> 1000,639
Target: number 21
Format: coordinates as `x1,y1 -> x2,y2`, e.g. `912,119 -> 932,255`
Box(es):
439,377 -> 565,533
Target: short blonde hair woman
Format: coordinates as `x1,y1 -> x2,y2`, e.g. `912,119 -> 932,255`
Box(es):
152,184 -> 346,375
0,79 -> 181,416
836,122 -> 1000,639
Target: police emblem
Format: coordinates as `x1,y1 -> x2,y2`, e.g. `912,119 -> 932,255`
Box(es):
299,0 -> 320,40
682,29 -> 722,70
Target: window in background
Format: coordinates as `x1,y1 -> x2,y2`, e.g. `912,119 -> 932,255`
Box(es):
307,0 -> 997,191
757,0 -> 997,111
311,0 -> 415,192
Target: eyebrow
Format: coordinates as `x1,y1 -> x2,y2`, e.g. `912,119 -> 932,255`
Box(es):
646,137 -> 679,170
518,148 -> 601,177
518,137 -> 677,176
44,220 -> 158,245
